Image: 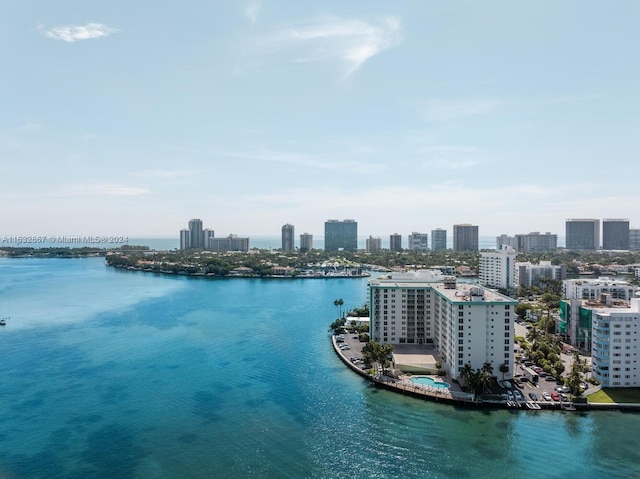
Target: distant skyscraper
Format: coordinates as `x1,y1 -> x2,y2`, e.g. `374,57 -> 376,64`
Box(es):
496,234 -> 517,250
203,229 -> 215,249
453,224 -> 478,251
602,219 -> 630,250
281,224 -> 295,251
208,234 -> 249,252
566,219 -> 600,250
631,228 -> 640,251
366,236 -> 382,252
324,219 -> 358,251
515,232 -> 557,252
188,218 -> 204,249
431,229 -> 447,251
179,229 -> 190,250
299,233 -> 313,252
408,232 -> 429,251
389,233 -> 402,252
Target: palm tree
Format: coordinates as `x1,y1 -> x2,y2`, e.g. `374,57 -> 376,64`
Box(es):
459,363 -> 474,390
481,361 -> 494,378
478,370 -> 494,395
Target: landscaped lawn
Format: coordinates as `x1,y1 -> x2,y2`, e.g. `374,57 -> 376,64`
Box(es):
588,388 -> 640,404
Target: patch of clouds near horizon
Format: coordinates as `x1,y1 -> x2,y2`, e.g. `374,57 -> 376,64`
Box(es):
38,22 -> 119,42
254,15 -> 402,78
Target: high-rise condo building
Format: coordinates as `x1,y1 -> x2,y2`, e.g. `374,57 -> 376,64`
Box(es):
180,219 -> 205,250
389,233 -> 402,252
431,229 -> 447,251
565,219 -> 600,250
559,293 -> 640,387
517,261 -> 566,288
496,234 -> 517,250
498,232 -> 557,251
281,224 -> 295,251
204,229 -> 215,249
369,271 -> 517,381
515,232 -> 557,252
208,234 -> 249,252
453,224 -> 478,251
479,244 -> 517,291
188,218 -> 204,250
366,236 -> 382,252
324,219 -> 358,251
179,229 -> 190,250
299,233 -> 313,252
408,232 -> 429,251
631,228 -> 640,251
602,219 -> 630,250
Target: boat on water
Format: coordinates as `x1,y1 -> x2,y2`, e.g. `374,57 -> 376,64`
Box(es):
0,319 -> 6,326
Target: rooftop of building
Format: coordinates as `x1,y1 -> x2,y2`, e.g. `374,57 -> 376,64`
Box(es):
369,270 -> 517,304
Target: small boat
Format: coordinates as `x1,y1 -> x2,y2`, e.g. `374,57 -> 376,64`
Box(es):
0,319 -> 6,326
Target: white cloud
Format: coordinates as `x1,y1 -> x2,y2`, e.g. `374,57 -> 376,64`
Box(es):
419,98 -> 500,122
58,184 -> 150,197
244,0 -> 263,24
38,23 -> 119,43
260,16 -> 402,78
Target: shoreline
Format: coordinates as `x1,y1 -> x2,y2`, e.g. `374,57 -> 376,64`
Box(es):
331,333 -> 640,412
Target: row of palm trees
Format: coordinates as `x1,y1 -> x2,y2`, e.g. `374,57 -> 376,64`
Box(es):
458,362 -> 497,396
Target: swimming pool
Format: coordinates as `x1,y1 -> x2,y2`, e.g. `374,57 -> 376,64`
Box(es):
409,376 -> 451,389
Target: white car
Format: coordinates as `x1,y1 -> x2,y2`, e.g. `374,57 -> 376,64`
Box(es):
542,392 -> 552,401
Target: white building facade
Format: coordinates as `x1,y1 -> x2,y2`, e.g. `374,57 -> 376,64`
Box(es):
369,272 -> 517,380
563,278 -> 637,301
479,244 -> 517,291
517,261 -> 566,288
591,298 -> 640,387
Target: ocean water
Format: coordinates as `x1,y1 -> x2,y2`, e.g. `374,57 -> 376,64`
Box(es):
0,257 -> 637,479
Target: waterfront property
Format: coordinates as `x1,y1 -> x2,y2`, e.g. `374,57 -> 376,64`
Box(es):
369,270 -> 518,382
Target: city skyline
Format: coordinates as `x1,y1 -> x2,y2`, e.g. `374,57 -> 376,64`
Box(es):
3,2 -> 640,236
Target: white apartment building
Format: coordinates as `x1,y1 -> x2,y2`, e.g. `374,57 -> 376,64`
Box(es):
369,271 -> 518,380
479,244 -> 517,291
591,298 -> 640,387
563,278 -> 637,301
517,261 -> 566,288
408,232 -> 429,251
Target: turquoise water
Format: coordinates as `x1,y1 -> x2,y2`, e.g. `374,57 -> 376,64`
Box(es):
409,376 -> 451,389
0,257 -> 639,478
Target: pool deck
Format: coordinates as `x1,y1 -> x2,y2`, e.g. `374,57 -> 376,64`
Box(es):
331,332 -> 640,411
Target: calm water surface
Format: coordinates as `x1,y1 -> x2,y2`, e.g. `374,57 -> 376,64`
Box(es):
0,257 -> 637,478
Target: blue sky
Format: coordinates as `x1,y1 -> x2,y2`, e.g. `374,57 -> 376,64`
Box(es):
2,1 -> 639,239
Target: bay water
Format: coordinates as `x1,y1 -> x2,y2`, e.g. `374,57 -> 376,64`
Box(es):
0,257 -> 637,478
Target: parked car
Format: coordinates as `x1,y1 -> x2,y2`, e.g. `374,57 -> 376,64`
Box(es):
542,392 -> 552,401
513,390 -> 524,401
560,393 -> 569,401
555,386 -> 570,393
528,392 -> 538,401
551,392 -> 560,401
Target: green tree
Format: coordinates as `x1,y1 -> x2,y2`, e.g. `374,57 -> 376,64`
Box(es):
499,363 -> 509,380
